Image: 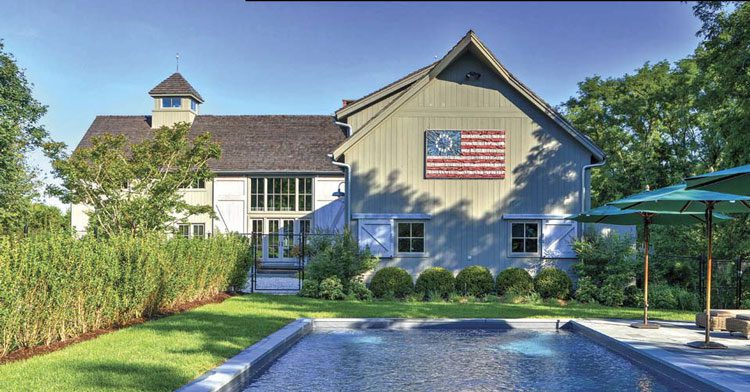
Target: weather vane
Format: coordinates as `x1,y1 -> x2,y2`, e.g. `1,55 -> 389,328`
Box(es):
176,52 -> 180,72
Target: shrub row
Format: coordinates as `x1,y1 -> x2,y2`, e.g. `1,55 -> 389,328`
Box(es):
0,232 -> 251,357
369,265 -> 572,300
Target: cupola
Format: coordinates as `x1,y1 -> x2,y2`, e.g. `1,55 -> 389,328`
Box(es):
148,72 -> 203,129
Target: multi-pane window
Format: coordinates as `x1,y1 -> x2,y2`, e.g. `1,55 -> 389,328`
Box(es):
181,179 -> 205,189
190,99 -> 198,111
397,222 -> 425,254
299,219 -> 311,235
250,178 -> 265,211
177,223 -> 204,238
511,222 -> 539,254
251,178 -> 312,212
161,97 -> 181,108
268,178 -> 295,211
178,224 -> 190,238
192,224 -> 205,238
297,178 -> 313,212
250,219 -> 263,258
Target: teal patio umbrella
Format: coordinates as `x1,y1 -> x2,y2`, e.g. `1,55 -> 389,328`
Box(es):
686,164 -> 750,196
609,184 -> 750,349
570,205 -> 732,329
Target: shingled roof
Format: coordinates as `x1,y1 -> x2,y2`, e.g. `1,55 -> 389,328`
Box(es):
75,115 -> 153,150
148,73 -> 204,102
76,115 -> 346,174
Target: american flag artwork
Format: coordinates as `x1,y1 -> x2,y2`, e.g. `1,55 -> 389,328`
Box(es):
424,130 -> 506,179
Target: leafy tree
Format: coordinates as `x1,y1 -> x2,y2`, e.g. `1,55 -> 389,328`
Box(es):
50,122 -> 220,236
27,203 -> 70,233
693,1 -> 750,168
562,60 -> 704,206
0,40 -> 61,232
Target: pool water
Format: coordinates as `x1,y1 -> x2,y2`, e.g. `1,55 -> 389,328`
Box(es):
243,329 -> 675,391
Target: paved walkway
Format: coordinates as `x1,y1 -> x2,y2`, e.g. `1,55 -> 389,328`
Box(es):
575,319 -> 750,391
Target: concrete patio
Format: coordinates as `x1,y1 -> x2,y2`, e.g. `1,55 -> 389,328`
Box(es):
573,319 -> 750,392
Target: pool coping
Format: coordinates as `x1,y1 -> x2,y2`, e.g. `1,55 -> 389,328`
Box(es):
177,318 -> 724,392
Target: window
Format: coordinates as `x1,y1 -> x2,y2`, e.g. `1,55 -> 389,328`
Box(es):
510,222 -> 539,255
181,179 -> 205,189
397,222 -> 425,254
161,97 -> 182,108
250,178 -> 265,211
250,219 -> 263,257
178,224 -> 190,238
299,219 -> 311,235
249,178 -> 313,212
177,223 -> 204,238
190,99 -> 198,111
297,178 -> 313,212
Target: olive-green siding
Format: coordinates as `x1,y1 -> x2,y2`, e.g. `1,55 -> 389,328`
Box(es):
346,90 -> 405,133
344,52 -> 593,276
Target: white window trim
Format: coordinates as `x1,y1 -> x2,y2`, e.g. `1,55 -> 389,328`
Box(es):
507,220 -> 541,258
177,223 -> 205,239
248,177 -> 314,213
395,220 -> 428,258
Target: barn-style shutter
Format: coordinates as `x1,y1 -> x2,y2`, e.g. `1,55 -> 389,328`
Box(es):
358,219 -> 394,258
542,220 -> 577,258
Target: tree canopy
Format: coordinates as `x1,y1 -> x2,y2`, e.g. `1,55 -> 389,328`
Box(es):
50,122 -> 220,237
0,40 -> 61,233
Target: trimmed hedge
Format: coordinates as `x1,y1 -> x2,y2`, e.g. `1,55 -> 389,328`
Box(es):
415,267 -> 455,299
0,232 -> 250,357
369,267 -> 413,299
455,265 -> 494,296
534,268 -> 572,299
496,267 -> 534,295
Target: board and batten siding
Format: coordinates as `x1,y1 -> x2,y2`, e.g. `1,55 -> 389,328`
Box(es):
344,52 -> 592,276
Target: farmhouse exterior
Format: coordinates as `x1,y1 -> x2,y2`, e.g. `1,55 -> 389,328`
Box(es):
71,31 -> 604,276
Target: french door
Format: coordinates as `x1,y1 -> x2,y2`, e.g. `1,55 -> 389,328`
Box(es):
250,218 -> 310,260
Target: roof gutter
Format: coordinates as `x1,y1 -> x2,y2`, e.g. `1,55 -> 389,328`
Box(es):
581,159 -> 606,213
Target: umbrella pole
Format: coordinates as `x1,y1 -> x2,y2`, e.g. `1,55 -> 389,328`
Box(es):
644,221 -> 650,325
688,202 -> 726,349
631,218 -> 658,329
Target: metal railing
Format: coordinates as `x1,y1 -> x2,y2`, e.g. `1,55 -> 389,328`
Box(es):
244,232 -> 339,293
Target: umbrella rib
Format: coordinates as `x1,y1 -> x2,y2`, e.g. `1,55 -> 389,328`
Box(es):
689,172 -> 746,188
688,214 -> 705,223
742,200 -> 750,211
680,201 -> 692,213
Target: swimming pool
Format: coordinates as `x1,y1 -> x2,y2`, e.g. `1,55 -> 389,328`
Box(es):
243,328 -> 674,391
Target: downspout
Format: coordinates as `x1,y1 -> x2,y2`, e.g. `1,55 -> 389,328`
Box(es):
581,159 -> 606,213
330,121 -> 353,229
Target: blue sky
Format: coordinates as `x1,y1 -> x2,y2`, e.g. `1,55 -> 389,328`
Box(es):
1,1 -> 702,208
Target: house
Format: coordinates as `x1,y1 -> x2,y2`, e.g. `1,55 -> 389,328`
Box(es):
71,30 -> 604,277
333,31 -> 604,276
71,73 -> 348,261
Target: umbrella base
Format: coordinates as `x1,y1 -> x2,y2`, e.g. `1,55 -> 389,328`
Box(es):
686,341 -> 727,349
630,322 -> 660,329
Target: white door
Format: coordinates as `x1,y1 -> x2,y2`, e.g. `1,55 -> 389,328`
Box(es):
213,178 -> 247,234
215,200 -> 244,233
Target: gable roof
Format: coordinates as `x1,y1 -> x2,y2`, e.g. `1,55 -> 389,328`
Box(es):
335,61 -> 438,118
76,115 -> 346,174
333,31 -> 605,162
149,73 -> 204,103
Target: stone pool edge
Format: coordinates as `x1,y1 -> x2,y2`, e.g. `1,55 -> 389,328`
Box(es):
176,318 -> 724,392
567,320 -> 728,392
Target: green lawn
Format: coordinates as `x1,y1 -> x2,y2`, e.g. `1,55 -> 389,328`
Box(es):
0,294 -> 694,392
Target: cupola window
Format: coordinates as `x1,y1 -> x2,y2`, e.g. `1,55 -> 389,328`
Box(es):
161,97 -> 182,108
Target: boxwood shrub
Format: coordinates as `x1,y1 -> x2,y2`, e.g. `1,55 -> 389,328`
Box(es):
415,267 -> 455,299
369,267 -> 413,299
496,267 -> 534,295
534,267 -> 572,299
455,265 -> 494,296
